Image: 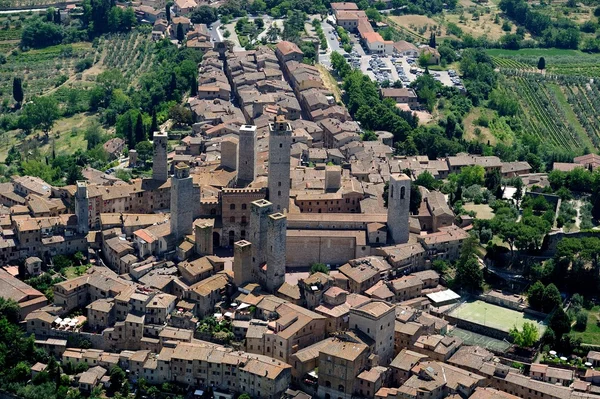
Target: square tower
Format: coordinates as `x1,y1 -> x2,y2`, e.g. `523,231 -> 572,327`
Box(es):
387,173 -> 411,244
221,136 -> 238,171
194,219 -> 214,257
152,131 -> 168,182
349,300 -> 396,365
233,240 -> 253,287
250,199 -> 273,273
171,163 -> 194,242
237,125 -> 257,187
266,212 -> 287,293
268,113 -> 292,213
75,181 -> 89,235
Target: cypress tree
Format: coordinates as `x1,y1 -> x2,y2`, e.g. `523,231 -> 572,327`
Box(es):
150,109 -> 158,134
134,112 -> 145,145
12,77 -> 23,105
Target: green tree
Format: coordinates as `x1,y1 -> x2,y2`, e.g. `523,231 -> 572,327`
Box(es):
542,283 -> 562,313
176,23 -> 184,42
0,298 -> 21,323
190,5 -> 218,24
310,263 -> 329,274
365,8 -> 381,22
150,109 -> 158,134
509,322 -> 539,347
513,178 -> 523,206
238,394 -> 251,399
537,56 -> 546,71
168,104 -> 193,126
84,122 -> 104,150
549,307 -> 570,338
109,366 -> 126,393
429,32 -> 436,48
454,235 -> 483,292
166,3 -> 171,22
135,141 -> 153,163
527,281 -> 545,311
414,171 -> 437,190
575,311 -> 588,330
409,184 -> 422,214
134,112 -> 146,145
13,77 -> 24,105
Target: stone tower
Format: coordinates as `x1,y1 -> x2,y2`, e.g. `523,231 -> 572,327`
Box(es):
152,131 -> 168,182
324,165 -> 342,192
250,199 -> 273,274
237,125 -> 257,187
75,181 -> 89,235
194,219 -> 214,257
171,163 -> 194,242
266,212 -> 287,293
387,173 -> 411,244
221,136 -> 238,171
233,240 -> 253,287
268,112 -> 292,212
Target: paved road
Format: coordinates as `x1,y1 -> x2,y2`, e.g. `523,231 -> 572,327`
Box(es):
209,20 -> 222,42
320,20 -> 344,68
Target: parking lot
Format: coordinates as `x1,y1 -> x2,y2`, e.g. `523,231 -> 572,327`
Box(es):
349,51 -> 460,88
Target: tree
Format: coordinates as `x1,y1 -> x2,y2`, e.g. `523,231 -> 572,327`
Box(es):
429,32 -> 436,48
54,9 -> 61,24
84,122 -> 104,150
66,163 -> 83,185
134,112 -> 146,145
166,3 -> 171,22
21,18 -> 64,48
509,322 -> 539,347
176,23 -> 184,42
13,77 -> 24,105
0,298 -> 21,323
549,307 -> 571,338
135,141 -> 153,163
513,178 -> 523,206
150,110 -> 158,134
537,56 -> 546,71
455,256 -> 483,292
238,394 -> 251,399
543,283 -> 562,313
190,74 -> 198,96
168,104 -> 193,126
575,311 -> 588,330
527,281 -> 545,311
409,184 -> 422,214
310,263 -> 329,274
190,5 -> 218,24
22,96 -> 59,137
109,366 -> 126,393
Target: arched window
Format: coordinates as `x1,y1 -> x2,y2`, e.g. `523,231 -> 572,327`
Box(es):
241,203 -> 247,210
400,186 -> 406,199
338,385 -> 345,392
390,186 -> 394,198
325,381 -> 332,388
230,204 -> 235,210
278,190 -> 281,196
230,216 -> 235,223
241,216 -> 247,224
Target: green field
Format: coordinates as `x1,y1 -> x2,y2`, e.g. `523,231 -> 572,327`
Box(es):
570,306 -> 600,345
486,48 -> 583,57
449,300 -> 547,334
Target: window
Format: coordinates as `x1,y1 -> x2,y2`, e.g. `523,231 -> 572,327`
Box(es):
401,186 -> 406,199
241,203 -> 247,210
230,204 -> 235,210
241,216 -> 247,224
278,182 -> 281,187
230,216 -> 235,223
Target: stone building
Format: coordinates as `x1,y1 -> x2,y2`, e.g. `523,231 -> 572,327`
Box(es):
75,181 -> 89,235
152,131 -> 168,182
268,113 -> 292,212
237,125 -> 257,186
266,212 -> 287,293
220,136 -> 238,171
387,173 -> 410,244
233,240 -> 253,287
318,338 -> 370,399
170,163 -> 195,242
221,188 -> 267,247
350,300 -> 395,365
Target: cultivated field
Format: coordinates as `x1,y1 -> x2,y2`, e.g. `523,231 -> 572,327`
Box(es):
449,300 -> 547,334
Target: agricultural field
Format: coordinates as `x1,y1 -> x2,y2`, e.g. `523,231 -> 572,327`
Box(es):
0,0 -> 75,9
0,42 -> 97,107
488,49 -> 600,77
96,31 -> 156,84
444,6 -> 518,41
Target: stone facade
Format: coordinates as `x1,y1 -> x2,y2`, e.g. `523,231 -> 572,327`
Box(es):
268,114 -> 292,212
237,125 -> 257,186
266,213 -> 287,292
170,163 -> 195,242
194,219 -> 214,256
349,300 -> 395,365
250,199 -> 273,275
221,188 -> 267,247
233,240 -> 253,286
152,131 -> 168,182
221,136 -> 238,171
75,181 -> 90,235
387,173 -> 410,244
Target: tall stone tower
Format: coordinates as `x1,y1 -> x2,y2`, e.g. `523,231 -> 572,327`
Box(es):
152,131 -> 168,182
266,212 -> 287,293
75,181 -> 89,235
387,173 -> 411,244
268,112 -> 292,212
194,219 -> 214,257
221,136 -> 238,171
237,125 -> 257,187
233,240 -> 253,287
171,163 -> 194,242
250,199 -> 273,273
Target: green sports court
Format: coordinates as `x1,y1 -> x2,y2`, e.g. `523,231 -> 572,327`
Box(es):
448,300 -> 547,334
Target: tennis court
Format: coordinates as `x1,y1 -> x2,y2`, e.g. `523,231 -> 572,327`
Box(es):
447,327 -> 511,352
448,300 -> 547,334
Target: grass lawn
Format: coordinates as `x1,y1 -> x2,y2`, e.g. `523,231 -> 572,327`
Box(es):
463,203 -> 494,219
570,306 -> 600,345
449,299 -> 547,334
62,265 -> 90,279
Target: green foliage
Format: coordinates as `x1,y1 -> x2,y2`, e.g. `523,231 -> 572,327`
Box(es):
509,322 -> 539,347
13,76 -> 23,104
22,96 -> 59,135
21,18 -> 64,48
549,307 -> 571,338
454,235 -> 483,292
575,311 -> 588,331
191,5 -> 218,24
